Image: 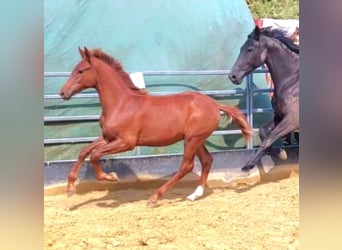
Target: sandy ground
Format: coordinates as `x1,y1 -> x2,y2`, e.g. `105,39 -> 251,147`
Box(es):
44,170 -> 299,250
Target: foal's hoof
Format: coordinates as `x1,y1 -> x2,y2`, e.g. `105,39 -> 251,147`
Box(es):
146,200 -> 158,208
106,172 -> 120,182
67,190 -> 75,197
66,186 -> 76,197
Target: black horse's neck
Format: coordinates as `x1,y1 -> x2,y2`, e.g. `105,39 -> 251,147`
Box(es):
263,35 -> 299,95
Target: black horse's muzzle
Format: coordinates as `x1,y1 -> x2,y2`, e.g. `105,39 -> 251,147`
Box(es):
228,72 -> 243,85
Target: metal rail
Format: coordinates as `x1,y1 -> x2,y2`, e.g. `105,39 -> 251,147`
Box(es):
44,69 -> 273,150
44,69 -> 267,77
44,89 -> 247,99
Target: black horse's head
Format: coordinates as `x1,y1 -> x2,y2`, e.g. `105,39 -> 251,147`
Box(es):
229,26 -> 267,85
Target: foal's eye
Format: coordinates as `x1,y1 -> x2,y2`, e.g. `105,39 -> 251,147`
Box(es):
78,70 -> 83,74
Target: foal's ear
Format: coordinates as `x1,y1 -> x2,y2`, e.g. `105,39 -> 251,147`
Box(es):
78,46 -> 84,58
253,25 -> 261,41
83,47 -> 91,63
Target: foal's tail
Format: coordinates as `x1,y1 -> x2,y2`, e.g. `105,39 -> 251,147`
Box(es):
219,104 -> 252,145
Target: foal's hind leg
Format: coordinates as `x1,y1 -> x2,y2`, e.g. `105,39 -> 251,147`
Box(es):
187,144 -> 213,201
147,137 -> 204,206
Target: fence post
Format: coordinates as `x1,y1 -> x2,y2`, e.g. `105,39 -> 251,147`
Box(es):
246,74 -> 254,149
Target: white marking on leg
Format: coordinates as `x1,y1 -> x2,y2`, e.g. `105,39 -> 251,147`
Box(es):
186,185 -> 204,201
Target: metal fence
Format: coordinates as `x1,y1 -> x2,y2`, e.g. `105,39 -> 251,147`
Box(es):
44,69 -> 274,150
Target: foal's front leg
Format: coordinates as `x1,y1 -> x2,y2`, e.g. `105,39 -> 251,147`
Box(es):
89,138 -> 134,183
67,136 -> 107,196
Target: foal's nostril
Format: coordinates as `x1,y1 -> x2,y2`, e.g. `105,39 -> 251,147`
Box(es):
60,91 -> 68,100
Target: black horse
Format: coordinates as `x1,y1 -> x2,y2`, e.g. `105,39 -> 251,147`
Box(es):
229,26 -> 299,172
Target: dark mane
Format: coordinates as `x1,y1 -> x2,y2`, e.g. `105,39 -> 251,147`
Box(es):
89,48 -> 147,94
260,27 -> 299,54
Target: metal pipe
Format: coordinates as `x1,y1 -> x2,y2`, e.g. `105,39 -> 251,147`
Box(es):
44,129 -> 260,145
246,74 -> 254,149
44,69 -> 273,147
44,69 -> 269,78
45,109 -> 259,123
45,70 -> 230,77
44,115 -> 100,122
44,89 -> 246,100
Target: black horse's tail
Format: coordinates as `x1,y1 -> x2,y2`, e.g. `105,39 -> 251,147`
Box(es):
219,104 -> 252,145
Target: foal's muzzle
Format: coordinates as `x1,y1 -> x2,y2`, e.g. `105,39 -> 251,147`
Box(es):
59,90 -> 71,100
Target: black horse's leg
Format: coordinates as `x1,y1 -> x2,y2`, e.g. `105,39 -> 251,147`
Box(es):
273,114 -> 288,161
242,117 -> 295,172
259,119 -> 287,160
259,120 -> 274,153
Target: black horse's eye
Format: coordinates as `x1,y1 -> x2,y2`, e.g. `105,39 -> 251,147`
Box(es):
247,47 -> 253,52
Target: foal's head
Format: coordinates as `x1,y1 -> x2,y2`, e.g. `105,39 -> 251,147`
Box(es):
60,47 -> 98,100
60,47 -> 146,100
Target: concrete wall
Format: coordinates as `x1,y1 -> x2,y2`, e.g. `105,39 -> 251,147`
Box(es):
44,147 -> 299,194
